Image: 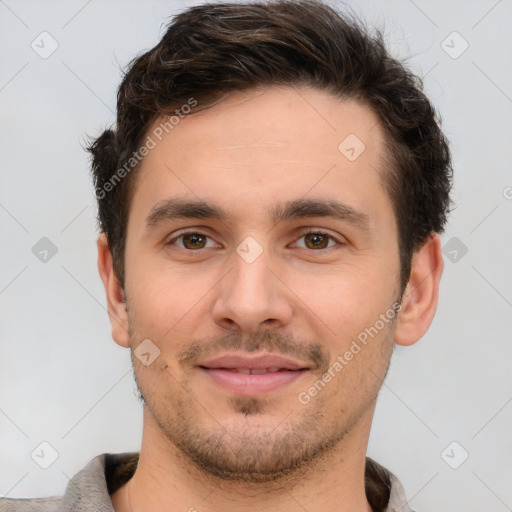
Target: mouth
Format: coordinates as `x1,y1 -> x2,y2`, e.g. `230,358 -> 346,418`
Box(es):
197,353 -> 310,396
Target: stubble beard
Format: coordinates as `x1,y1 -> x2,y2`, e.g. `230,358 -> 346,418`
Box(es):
138,379 -> 354,483
129,322 -> 394,484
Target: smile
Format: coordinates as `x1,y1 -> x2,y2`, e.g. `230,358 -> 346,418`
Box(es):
197,352 -> 311,396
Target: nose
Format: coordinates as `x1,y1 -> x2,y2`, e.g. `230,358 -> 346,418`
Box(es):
211,247 -> 293,333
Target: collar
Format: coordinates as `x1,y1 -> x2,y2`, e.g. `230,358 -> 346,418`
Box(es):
59,452 -> 412,512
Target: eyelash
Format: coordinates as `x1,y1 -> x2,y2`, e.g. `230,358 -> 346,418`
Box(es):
167,229 -> 345,251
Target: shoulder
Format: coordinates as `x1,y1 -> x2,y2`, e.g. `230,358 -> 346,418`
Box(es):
0,452 -> 138,512
0,496 -> 61,511
365,457 -> 414,512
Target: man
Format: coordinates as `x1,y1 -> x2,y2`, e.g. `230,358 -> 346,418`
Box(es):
1,1 -> 452,511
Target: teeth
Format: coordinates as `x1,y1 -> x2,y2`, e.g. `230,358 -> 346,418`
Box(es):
236,368 -> 252,374
251,368 -> 267,374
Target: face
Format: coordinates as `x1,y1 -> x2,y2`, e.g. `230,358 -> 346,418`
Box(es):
122,86 -> 402,481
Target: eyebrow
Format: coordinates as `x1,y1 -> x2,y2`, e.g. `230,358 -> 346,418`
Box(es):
146,199 -> 228,226
145,197 -> 371,232
270,199 -> 370,232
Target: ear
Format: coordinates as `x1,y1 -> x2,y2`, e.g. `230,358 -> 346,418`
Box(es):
394,233 -> 444,346
97,233 -> 130,348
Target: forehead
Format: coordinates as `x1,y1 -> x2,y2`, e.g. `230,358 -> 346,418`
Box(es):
130,86 -> 391,228
148,86 -> 384,167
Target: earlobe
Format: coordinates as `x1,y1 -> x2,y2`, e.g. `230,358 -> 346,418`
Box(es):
97,233 -> 131,348
394,233 -> 444,347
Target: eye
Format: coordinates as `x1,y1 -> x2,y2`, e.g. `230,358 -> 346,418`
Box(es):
168,231 -> 219,250
166,229 -> 343,252
292,230 -> 343,250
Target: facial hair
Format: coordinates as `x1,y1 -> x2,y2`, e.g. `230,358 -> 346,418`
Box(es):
130,325 -> 394,483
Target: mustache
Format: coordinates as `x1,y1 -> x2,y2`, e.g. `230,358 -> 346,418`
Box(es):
178,330 -> 330,373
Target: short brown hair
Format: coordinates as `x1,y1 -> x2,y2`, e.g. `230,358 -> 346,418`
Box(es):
88,0 -> 452,290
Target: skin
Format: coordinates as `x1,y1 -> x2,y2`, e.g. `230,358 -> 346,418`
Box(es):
98,86 -> 443,512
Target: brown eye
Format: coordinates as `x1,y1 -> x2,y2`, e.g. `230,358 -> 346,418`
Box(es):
292,230 -> 342,251
181,233 -> 207,249
167,230 -> 220,251
303,232 -> 330,249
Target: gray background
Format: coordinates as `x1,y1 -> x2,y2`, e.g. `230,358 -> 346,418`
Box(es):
1,0 -> 511,510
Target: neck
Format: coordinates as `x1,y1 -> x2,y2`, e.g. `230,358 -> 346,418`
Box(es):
111,407 -> 375,512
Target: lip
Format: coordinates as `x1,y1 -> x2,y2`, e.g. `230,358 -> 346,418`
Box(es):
198,352 -> 310,396
200,353 -> 310,371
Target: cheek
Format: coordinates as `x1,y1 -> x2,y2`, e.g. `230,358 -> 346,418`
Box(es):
125,256 -> 202,329
294,263 -> 397,332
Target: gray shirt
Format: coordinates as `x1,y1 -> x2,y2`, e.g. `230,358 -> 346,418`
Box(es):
0,453 -> 413,512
